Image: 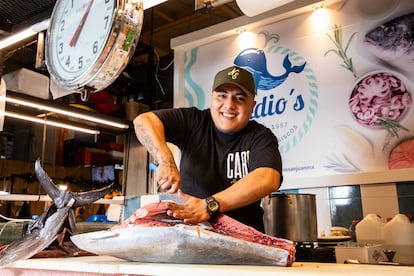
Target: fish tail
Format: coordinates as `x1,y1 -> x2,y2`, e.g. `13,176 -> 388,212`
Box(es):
282,54 -> 306,73
290,62 -> 306,73
72,184 -> 113,208
35,158 -> 111,208
34,158 -> 62,206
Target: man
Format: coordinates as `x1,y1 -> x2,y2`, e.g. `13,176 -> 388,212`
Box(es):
133,65 -> 282,231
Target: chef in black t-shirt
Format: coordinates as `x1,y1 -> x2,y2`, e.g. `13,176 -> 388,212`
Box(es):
133,66 -> 283,232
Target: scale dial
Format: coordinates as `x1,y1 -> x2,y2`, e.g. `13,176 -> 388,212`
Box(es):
46,0 -> 143,96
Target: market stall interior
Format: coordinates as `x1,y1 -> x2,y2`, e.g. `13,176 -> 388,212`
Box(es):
1,0 -> 394,268
0,0 -> 245,217
0,1 -> 332,207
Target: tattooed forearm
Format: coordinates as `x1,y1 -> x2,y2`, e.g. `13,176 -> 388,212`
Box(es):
135,123 -> 159,159
133,112 -> 175,165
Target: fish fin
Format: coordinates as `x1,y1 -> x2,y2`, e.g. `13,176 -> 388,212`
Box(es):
35,159 -> 111,209
72,184 -> 113,208
34,158 -> 62,207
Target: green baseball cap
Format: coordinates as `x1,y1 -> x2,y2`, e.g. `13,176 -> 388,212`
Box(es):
212,66 -> 256,96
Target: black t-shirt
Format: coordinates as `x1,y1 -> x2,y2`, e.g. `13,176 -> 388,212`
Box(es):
153,107 -> 283,231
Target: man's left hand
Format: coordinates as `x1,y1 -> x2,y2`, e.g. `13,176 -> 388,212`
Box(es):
165,189 -> 211,224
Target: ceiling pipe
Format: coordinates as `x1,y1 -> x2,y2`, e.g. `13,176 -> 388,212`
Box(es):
208,0 -> 234,7
195,0 -> 233,14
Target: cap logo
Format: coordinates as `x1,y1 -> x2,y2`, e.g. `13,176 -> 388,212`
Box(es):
228,68 -> 240,80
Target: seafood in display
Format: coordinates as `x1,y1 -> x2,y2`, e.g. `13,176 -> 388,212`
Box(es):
388,138 -> 414,169
349,71 -> 412,130
71,201 -> 296,266
364,12 -> 414,76
0,159 -> 112,267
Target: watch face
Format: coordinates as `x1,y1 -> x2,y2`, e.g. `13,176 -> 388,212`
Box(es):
207,200 -> 219,213
208,201 -> 219,212
46,0 -> 116,85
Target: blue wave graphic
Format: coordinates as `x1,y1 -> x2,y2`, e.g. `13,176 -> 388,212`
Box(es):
184,48 -> 205,108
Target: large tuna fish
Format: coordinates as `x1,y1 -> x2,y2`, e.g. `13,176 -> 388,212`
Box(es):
71,201 -> 296,266
364,12 -> 414,76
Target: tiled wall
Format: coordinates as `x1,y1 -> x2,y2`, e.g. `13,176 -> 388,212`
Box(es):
397,182 -> 414,217
283,181 -> 414,236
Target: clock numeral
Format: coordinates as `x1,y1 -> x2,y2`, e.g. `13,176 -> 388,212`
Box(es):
60,20 -> 65,32
58,42 -> 63,55
78,56 -> 84,69
93,41 -> 98,54
65,56 -> 71,67
104,15 -> 110,29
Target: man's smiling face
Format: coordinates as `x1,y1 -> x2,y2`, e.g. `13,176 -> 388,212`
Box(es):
210,84 -> 256,134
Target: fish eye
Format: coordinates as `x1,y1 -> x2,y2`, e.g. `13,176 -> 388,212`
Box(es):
403,32 -> 412,41
383,25 -> 395,36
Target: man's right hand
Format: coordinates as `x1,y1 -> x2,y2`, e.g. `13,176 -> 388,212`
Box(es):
156,161 -> 180,193
134,112 -> 181,193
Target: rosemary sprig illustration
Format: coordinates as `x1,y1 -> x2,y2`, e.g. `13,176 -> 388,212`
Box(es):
378,116 -> 409,137
324,25 -> 357,78
324,153 -> 360,173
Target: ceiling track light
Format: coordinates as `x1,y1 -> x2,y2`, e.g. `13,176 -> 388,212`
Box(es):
2,111 -> 100,135
0,18 -> 50,50
0,93 -> 130,130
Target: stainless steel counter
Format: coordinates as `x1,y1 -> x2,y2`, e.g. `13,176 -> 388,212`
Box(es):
2,256 -> 414,276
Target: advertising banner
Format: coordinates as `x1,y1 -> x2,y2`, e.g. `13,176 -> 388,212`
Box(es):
174,0 -> 414,183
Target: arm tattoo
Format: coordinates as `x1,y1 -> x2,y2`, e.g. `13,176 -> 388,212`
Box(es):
136,122 -> 159,159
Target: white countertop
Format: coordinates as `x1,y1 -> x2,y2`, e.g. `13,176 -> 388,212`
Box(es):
2,256 -> 414,276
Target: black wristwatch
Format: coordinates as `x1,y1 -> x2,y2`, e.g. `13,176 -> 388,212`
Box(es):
205,196 -> 220,217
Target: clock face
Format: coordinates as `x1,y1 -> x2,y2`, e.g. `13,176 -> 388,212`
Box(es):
47,0 -> 116,84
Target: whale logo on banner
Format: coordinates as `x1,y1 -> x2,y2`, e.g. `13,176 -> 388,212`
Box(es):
233,39 -> 319,154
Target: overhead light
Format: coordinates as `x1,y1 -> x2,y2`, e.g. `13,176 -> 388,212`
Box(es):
2,111 -> 100,135
144,0 -> 167,9
58,184 -> 68,191
312,5 -> 329,30
0,18 -> 50,50
313,4 -> 325,10
236,28 -> 248,34
0,95 -> 129,130
236,29 -> 255,49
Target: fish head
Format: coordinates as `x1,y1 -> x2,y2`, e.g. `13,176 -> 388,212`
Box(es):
364,13 -> 414,60
234,48 -> 267,73
234,48 -> 268,89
